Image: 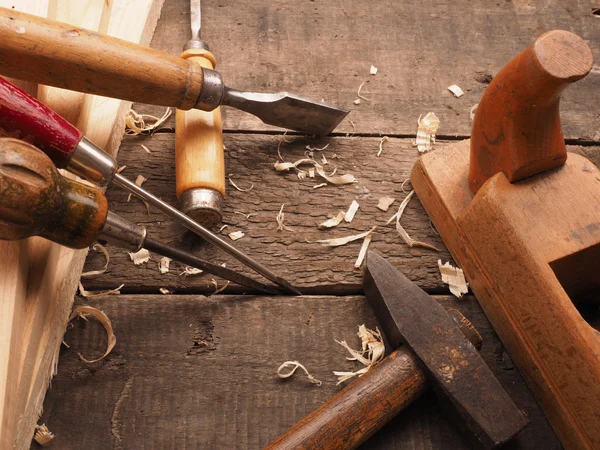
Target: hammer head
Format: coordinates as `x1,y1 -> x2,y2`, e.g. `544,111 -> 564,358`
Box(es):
363,252 -> 528,448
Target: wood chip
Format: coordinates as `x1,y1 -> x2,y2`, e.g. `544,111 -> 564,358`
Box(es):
354,229 -> 374,268
447,84 -> 464,98
81,244 -> 109,278
377,196 -> 395,211
353,99 -> 361,105
387,191 -> 439,251
141,144 -> 151,153
210,279 -> 230,295
228,230 -> 245,241
470,103 -> 479,121
117,165 -> 127,173
377,136 -> 389,157
276,203 -> 293,231
357,81 -> 372,101
127,174 -> 148,202
344,200 -> 360,223
229,174 -> 254,192
68,305 -> 117,363
316,227 -> 376,247
313,183 -> 328,189
277,361 -> 322,386
129,248 -> 151,265
438,260 -> 469,298
370,65 -> 378,75
125,107 -> 172,135
34,424 -> 54,447
415,112 -> 440,153
318,211 -> 346,229
334,325 -> 384,384
180,267 -> 203,276
159,288 -> 173,295
159,257 -> 171,274
78,282 -> 124,299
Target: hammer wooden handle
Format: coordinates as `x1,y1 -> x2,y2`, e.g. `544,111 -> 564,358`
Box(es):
175,49 -> 226,199
0,7 -> 203,111
469,30 -> 593,193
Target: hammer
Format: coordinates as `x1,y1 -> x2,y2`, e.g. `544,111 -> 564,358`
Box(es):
266,252 -> 528,449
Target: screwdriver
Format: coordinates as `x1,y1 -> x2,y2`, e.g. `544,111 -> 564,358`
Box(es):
175,0 -> 225,228
0,76 -> 302,295
0,137 -> 279,295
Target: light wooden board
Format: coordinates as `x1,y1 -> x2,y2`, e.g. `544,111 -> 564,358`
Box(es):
81,133 -> 599,294
35,294 -> 560,449
135,0 -> 600,138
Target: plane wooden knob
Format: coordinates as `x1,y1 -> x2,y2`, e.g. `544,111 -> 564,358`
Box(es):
469,30 -> 593,193
175,48 -> 226,228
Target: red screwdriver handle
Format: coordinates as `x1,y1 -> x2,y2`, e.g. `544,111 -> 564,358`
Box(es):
0,76 -> 82,167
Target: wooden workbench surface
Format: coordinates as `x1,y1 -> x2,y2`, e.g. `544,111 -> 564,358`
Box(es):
35,0 -> 600,448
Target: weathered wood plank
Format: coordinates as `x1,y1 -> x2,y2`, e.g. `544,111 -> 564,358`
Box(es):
134,0 -> 600,139
82,132 -> 599,293
36,294 -> 559,449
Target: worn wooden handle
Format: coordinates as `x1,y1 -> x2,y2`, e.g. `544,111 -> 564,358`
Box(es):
175,49 -> 226,198
0,138 -> 107,249
469,30 -> 593,193
0,7 -> 203,111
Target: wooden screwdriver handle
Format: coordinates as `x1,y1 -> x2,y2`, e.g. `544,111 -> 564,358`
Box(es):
0,7 -> 204,111
469,30 -> 593,193
175,49 -> 226,203
0,138 -> 107,249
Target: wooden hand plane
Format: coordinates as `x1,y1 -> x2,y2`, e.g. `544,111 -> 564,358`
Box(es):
411,30 -> 599,449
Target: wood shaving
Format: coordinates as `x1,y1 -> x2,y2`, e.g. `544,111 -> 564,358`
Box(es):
210,279 -> 230,295
470,103 -> 479,121
274,158 -> 357,186
234,211 -> 257,220
377,197 -> 395,212
81,244 -> 110,278
180,267 -> 203,276
315,165 -> 356,185
218,224 -> 229,232
277,361 -> 322,386
370,65 -> 378,75
117,165 -> 127,173
438,260 -> 469,298
308,167 -> 315,178
34,424 -> 54,447
68,305 -> 117,363
354,229 -> 374,268
318,211 -> 345,229
159,288 -> 173,295
321,154 -> 328,165
78,282 -> 124,299
401,178 -> 412,193
447,84 -> 464,98
129,248 -> 151,265
229,175 -> 254,192
357,81 -> 372,101
297,170 -> 307,180
159,257 -> 171,274
127,174 -> 148,203
306,144 -> 329,152
141,144 -> 151,153
377,136 -> 389,157
344,200 -> 359,223
276,204 -> 293,231
316,227 -> 376,247
387,191 -> 439,251
415,112 -> 440,153
313,183 -> 328,189
353,99 -> 361,105
125,107 -> 172,135
334,325 -> 384,384
228,230 -> 245,241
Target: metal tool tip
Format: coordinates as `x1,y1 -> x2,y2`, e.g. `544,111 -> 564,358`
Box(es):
275,279 -> 302,296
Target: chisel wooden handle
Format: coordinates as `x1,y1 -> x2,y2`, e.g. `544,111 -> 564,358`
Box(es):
176,49 -> 225,227
265,310 -> 482,450
0,7 -> 204,111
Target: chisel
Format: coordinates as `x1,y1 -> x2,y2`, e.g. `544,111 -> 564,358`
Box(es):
0,137 -> 279,295
0,7 -> 349,135
176,0 -> 225,228
0,76 -> 301,295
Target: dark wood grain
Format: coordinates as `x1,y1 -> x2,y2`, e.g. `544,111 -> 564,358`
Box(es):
138,0 -> 600,138
36,294 -> 560,450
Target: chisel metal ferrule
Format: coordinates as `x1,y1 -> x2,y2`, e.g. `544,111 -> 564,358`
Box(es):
99,211 -> 147,252
179,188 -> 223,227
66,137 -> 117,186
195,68 -> 224,111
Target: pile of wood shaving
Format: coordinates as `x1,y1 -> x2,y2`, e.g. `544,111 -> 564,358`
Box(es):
125,107 -> 172,135
277,361 -> 322,386
387,191 -> 439,251
415,112 -> 440,153
438,260 -> 469,297
334,325 -> 385,384
68,305 -> 116,363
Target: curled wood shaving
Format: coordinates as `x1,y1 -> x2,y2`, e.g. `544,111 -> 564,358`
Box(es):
180,267 -> 203,276
234,211 -> 257,220
354,229 -> 374,268
401,178 -> 412,193
276,203 -> 293,231
316,226 -> 376,247
129,248 -> 151,265
229,174 -> 254,192
377,136 -> 389,157
277,361 -> 322,386
78,282 -> 124,299
315,165 -> 356,185
377,196 -> 395,212
81,244 -> 109,278
125,107 -> 172,135
357,81 -> 372,101
318,211 -> 346,229
228,230 -> 245,241
387,191 -> 439,251
159,257 -> 171,274
274,158 -> 357,186
334,325 -> 384,384
415,112 -> 440,153
344,200 -> 359,223
447,84 -> 464,98
306,143 -> 329,152
313,183 -> 328,189
438,260 -> 469,298
68,306 -> 117,363
210,279 -> 230,295
159,287 -> 173,295
470,103 -> 479,121
34,424 -> 54,447
218,224 -> 229,232
141,144 -> 151,153
127,174 -> 147,203
370,65 -> 378,75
